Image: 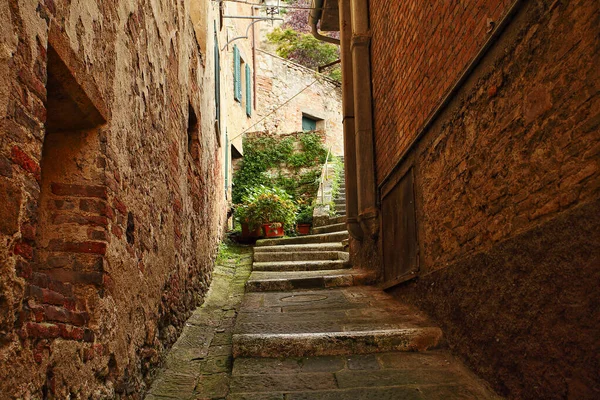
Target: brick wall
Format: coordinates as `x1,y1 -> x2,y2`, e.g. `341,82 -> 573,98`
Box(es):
374,0 -> 600,398
370,0 -> 513,183
0,0 -> 225,398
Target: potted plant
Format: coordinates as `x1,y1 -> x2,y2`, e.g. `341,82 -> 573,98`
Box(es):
235,203 -> 262,239
250,186 -> 297,238
296,202 -> 314,235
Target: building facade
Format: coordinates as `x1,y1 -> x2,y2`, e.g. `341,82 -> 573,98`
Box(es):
0,0 -> 230,397
314,0 -> 600,398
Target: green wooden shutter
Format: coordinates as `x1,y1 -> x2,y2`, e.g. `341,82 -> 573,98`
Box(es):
233,45 -> 241,102
245,64 -> 251,117
214,26 -> 221,123
302,116 -> 317,131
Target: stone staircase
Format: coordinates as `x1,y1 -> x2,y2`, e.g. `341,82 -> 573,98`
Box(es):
234,158 -> 443,359
225,158 -> 499,399
244,160 -> 370,293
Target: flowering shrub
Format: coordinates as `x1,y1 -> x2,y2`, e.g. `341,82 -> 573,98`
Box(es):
236,186 -> 298,230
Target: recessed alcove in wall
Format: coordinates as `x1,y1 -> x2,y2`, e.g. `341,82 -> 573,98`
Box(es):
37,40 -> 108,292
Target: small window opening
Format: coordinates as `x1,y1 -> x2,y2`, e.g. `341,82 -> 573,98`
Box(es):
126,212 -> 135,245
187,103 -> 199,154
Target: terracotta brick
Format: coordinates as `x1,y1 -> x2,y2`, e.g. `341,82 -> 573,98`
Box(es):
57,324 -> 85,341
51,183 -> 108,199
51,213 -> 109,227
113,198 -> 127,215
14,242 -> 33,260
26,322 -> 60,339
11,147 -> 40,179
79,199 -> 109,215
48,240 -> 107,255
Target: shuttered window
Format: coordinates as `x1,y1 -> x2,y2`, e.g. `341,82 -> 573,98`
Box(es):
245,64 -> 251,117
233,45 -> 241,102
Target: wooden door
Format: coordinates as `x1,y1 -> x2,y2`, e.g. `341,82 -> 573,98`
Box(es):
381,169 -> 418,287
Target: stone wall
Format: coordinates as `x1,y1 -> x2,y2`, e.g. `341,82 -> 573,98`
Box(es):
373,1 -> 599,398
0,0 -> 225,398
255,50 -> 344,156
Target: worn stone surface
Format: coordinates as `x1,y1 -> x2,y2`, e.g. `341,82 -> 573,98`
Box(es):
245,269 -> 376,292
232,287 -> 442,358
145,246 -> 252,400
256,231 -> 349,247
228,351 -> 500,400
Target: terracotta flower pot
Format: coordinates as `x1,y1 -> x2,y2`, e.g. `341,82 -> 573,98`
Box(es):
297,224 -> 311,235
241,223 -> 262,239
263,223 -> 284,238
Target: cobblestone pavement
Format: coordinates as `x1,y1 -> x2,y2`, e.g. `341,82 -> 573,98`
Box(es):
146,244 -> 500,399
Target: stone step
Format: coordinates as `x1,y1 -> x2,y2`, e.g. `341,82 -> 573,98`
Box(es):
253,243 -> 345,253
245,269 -> 375,292
253,259 -> 349,272
313,222 -> 347,235
334,198 -> 346,205
327,215 -> 347,225
233,286 -> 443,358
253,250 -> 347,263
256,231 -> 349,247
229,351 -> 502,399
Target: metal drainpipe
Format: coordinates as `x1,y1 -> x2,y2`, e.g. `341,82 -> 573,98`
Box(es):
309,0 -> 341,45
349,0 -> 378,239
339,0 -> 363,240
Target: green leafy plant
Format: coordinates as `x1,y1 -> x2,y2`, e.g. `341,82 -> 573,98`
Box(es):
232,133 -> 328,204
236,186 -> 297,230
296,201 -> 314,225
267,27 -> 341,83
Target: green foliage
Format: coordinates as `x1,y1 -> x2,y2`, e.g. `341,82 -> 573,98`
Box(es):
215,241 -> 244,264
296,201 -> 314,224
235,186 -> 297,230
327,156 -> 345,216
267,27 -> 341,83
232,133 -> 328,204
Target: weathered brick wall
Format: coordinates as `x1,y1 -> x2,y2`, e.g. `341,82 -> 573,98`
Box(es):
376,0 -> 599,398
0,0 -> 224,398
370,0 -> 513,183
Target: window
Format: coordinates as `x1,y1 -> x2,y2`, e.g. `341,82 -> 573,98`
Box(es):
233,45 -> 241,102
245,64 -> 252,117
302,115 -> 318,131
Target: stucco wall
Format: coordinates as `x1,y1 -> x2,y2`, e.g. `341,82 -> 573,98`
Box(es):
0,0 -> 225,397
255,50 -> 344,156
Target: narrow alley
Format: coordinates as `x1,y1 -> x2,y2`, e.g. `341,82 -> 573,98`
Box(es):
1,0 -> 598,399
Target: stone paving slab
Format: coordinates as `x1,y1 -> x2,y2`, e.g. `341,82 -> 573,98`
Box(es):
253,250 -> 347,262
253,243 -> 345,253
146,244 -> 501,400
252,259 -> 349,272
246,269 -> 376,292
256,231 -> 349,246
144,246 -> 253,400
227,352 -> 501,399
232,287 -> 443,358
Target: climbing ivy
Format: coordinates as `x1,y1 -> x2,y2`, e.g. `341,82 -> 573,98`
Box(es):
232,133 -> 328,204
